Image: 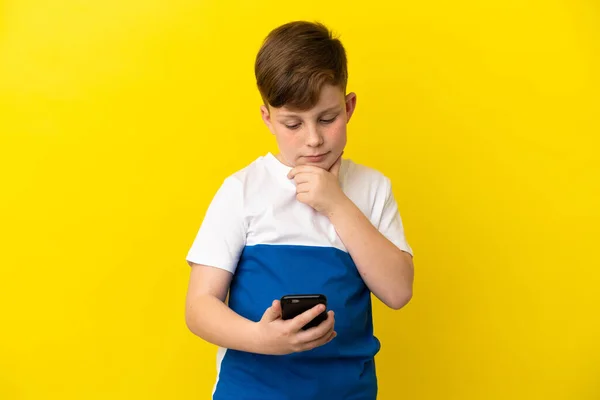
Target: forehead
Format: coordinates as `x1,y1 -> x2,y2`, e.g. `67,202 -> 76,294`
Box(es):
273,84 -> 345,117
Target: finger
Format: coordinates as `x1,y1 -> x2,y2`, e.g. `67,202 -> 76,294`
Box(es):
329,152 -> 343,177
288,165 -> 319,179
291,172 -> 312,185
295,182 -> 311,194
290,304 -> 327,332
326,331 -> 337,344
298,328 -> 337,352
295,310 -> 335,342
260,300 -> 281,323
271,299 -> 282,316
295,192 -> 310,205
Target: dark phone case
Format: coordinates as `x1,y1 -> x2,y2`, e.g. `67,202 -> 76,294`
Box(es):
280,294 -> 328,330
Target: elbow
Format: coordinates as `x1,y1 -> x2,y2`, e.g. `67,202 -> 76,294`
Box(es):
185,309 -> 198,335
386,288 -> 413,310
186,310 -> 208,339
386,252 -> 414,310
185,297 -> 204,337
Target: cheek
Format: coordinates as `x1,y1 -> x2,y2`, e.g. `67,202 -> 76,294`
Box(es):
327,121 -> 347,143
275,130 -> 302,151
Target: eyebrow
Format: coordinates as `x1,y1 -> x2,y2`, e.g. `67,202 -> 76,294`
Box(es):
277,106 -> 342,119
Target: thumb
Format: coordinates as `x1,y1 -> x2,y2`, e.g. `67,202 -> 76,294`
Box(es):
261,300 -> 282,323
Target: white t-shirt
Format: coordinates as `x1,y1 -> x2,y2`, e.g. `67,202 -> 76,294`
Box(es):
187,152 -> 412,269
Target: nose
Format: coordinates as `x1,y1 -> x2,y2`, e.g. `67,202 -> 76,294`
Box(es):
305,125 -> 324,147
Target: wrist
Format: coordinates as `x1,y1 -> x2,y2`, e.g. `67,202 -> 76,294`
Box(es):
325,195 -> 353,220
248,321 -> 266,354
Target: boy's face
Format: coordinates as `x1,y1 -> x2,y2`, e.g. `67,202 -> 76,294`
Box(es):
260,84 -> 357,170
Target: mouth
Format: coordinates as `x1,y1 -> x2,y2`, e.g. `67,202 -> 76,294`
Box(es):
303,152 -> 330,162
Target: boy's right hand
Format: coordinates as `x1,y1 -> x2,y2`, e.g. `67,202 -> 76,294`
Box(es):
253,300 -> 336,355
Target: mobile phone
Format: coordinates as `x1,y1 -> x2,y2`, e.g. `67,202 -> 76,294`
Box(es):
280,294 -> 328,330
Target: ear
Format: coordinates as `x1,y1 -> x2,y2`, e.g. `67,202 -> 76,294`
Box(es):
260,104 -> 275,134
344,92 -> 357,123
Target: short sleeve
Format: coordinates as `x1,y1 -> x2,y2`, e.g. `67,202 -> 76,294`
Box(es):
377,177 -> 413,256
186,177 -> 247,273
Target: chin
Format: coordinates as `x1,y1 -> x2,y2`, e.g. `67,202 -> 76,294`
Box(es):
303,159 -> 329,168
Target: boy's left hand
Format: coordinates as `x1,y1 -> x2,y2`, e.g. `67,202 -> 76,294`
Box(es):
287,154 -> 347,216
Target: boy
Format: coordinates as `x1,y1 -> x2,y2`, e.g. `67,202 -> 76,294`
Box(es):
185,21 -> 414,400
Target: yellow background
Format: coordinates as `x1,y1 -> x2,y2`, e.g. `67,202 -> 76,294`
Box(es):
1,0 -> 599,399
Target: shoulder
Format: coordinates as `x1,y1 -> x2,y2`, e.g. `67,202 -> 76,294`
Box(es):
226,154 -> 271,182
341,158 -> 395,222
342,158 -> 391,194
213,154 -> 275,201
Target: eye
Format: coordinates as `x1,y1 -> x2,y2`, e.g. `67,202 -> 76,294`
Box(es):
320,116 -> 337,124
285,123 -> 301,130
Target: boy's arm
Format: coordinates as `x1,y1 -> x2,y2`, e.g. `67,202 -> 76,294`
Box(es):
288,158 -> 413,310
185,263 -> 260,353
327,198 -> 414,310
185,263 -> 337,354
